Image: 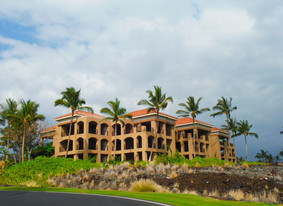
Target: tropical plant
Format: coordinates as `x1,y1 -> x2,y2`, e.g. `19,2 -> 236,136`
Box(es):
13,100 -> 45,162
255,149 -> 268,162
211,97 -> 237,161
55,87 -> 93,157
234,120 -> 258,162
280,148 -> 283,157
280,127 -> 283,134
221,118 -> 238,145
137,86 -> 173,161
176,96 -> 210,158
0,98 -> 18,160
100,98 -> 132,159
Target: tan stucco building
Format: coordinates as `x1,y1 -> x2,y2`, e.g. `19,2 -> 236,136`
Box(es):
40,109 -> 236,163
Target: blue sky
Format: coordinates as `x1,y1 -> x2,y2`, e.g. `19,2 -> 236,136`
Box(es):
0,0 -> 282,161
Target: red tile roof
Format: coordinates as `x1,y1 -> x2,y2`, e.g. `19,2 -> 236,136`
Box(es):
130,109 -> 177,120
55,110 -> 105,121
40,125 -> 56,133
176,117 -> 213,127
211,127 -> 230,134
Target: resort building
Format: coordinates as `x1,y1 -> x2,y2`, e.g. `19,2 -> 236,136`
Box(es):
40,109 -> 236,163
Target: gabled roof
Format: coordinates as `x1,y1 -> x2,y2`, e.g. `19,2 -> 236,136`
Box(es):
130,109 -> 178,120
55,110 -> 105,121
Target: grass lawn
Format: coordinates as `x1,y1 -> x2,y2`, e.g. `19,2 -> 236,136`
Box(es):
0,187 -> 276,206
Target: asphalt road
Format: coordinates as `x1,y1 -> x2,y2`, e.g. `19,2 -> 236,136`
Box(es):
0,191 -> 170,206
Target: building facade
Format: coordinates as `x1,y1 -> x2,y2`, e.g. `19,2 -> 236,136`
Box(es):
40,109 -> 236,163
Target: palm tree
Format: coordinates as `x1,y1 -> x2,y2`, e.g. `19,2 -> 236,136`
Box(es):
234,120 -> 258,162
137,86 -> 173,161
0,98 -> 18,160
176,96 -> 210,158
100,98 -> 132,159
221,118 -> 238,145
211,97 -> 237,161
14,100 -> 45,162
55,87 -> 93,158
255,149 -> 268,162
280,127 -> 283,134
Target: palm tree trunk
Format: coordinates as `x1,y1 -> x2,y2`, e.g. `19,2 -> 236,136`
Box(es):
5,124 -> 11,160
149,110 -> 159,161
193,117 -> 195,159
21,124 -> 26,162
113,122 -> 117,159
245,135 -> 248,162
65,110 -> 74,158
226,115 -> 230,161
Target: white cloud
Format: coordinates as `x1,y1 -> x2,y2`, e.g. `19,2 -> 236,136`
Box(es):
0,0 -> 283,160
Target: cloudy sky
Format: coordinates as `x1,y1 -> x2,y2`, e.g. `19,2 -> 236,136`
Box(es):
0,0 -> 282,161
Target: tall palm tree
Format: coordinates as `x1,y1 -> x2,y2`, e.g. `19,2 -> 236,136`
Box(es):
221,118 -> 238,145
0,98 -> 18,160
211,97 -> 237,161
14,100 -> 45,162
55,87 -> 93,158
137,86 -> 173,161
234,120 -> 258,162
100,98 -> 132,159
176,96 -> 210,158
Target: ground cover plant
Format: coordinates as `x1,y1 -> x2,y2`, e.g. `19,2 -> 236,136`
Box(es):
0,156 -> 100,186
1,156 -> 282,204
0,187 -> 276,206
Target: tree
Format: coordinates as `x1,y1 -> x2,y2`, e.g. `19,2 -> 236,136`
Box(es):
234,120 -> 258,162
100,98 -> 132,159
176,96 -> 210,158
137,86 -> 173,161
280,127 -> 283,134
0,98 -> 18,160
55,87 -> 93,158
13,100 -> 45,162
255,149 -> 268,162
211,97 -> 237,161
280,148 -> 283,157
221,118 -> 238,145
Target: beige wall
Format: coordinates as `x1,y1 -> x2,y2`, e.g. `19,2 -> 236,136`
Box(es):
47,115 -> 236,163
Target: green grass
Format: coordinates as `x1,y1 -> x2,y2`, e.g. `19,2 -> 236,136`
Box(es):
0,187 -> 275,206
0,156 -> 100,186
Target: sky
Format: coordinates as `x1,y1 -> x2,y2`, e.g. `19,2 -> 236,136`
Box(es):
0,0 -> 282,161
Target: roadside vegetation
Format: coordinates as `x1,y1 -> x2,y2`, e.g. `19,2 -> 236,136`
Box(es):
0,156 -> 100,186
0,155 -> 234,187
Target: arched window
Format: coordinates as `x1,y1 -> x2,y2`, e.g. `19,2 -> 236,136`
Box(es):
77,121 -> 84,134
89,121 -> 97,134
101,123 -> 108,136
89,138 -> 97,150
137,136 -> 142,148
125,124 -> 133,134
77,138 -> 84,150
125,137 -> 134,150
101,139 -> 108,151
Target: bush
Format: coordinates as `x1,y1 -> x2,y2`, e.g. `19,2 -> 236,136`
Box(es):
0,156 -> 99,186
130,179 -> 169,193
155,152 -> 235,167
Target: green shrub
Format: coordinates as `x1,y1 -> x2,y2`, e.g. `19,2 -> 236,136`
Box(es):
155,152 -> 235,167
0,156 -> 99,186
